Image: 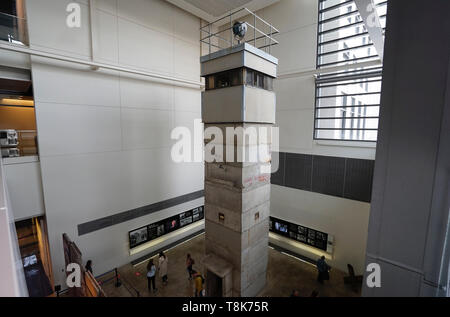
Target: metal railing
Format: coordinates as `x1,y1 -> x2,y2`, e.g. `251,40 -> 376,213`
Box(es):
96,268 -> 141,297
200,8 -> 279,56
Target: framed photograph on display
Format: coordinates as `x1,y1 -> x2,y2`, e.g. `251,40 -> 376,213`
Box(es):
298,226 -> 306,235
129,226 -> 149,248
269,216 -> 330,252
192,207 -> 203,222
129,206 -> 204,250
148,224 -> 158,240
275,222 -> 288,234
166,217 -> 179,232
315,240 -> 325,250
179,211 -> 193,227
289,224 -> 298,232
297,234 -> 307,243
156,224 -> 165,237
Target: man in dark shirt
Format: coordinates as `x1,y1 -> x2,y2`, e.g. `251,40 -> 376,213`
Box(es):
316,256 -> 331,284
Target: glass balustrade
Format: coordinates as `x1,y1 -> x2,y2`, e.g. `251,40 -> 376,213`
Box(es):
0,12 -> 28,46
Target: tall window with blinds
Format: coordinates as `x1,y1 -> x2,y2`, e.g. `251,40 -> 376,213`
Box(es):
314,0 -> 387,142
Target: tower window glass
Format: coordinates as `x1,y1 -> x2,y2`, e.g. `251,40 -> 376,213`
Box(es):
205,68 -> 273,91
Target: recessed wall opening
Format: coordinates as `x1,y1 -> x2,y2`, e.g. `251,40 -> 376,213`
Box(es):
15,217 -> 53,297
206,270 -> 223,297
0,67 -> 38,158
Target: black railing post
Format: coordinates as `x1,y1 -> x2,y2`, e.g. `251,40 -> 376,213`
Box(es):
114,268 -> 122,287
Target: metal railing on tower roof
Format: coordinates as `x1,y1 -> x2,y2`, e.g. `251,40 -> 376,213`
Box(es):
200,8 -> 279,57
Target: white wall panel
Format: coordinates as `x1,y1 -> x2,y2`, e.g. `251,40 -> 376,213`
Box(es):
39,153 -> 126,224
259,0 -> 318,33
124,148 -> 204,206
121,108 -> 172,150
4,161 -> 45,221
271,24 -> 317,75
35,102 -> 122,156
174,86 -> 202,113
275,75 -> 315,111
276,109 -> 314,151
118,18 -> 174,75
174,39 -> 200,80
31,57 -> 121,107
173,5 -> 200,45
96,0 -> 118,15
94,9 -> 119,63
0,49 -> 31,69
173,108 -> 201,131
0,160 -> 29,296
117,0 -> 174,35
120,75 -> 173,111
26,0 -> 91,59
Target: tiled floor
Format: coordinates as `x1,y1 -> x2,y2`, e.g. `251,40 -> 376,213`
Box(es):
99,234 -> 360,297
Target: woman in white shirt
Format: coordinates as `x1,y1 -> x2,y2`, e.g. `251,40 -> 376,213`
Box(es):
159,251 -> 169,285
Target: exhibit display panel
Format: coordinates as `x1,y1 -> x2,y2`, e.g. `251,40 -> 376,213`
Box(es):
129,206 -> 204,249
269,216 -> 331,252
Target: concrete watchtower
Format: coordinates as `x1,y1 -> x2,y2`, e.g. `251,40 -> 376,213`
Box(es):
200,10 -> 279,297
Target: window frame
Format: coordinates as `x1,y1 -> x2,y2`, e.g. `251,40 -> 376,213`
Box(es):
314,67 -> 383,143
314,0 -> 386,142
316,0 -> 387,69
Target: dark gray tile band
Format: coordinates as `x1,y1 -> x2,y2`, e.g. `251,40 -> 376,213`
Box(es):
271,152 -> 285,186
77,190 -> 204,236
272,152 -> 374,203
344,158 -> 375,202
312,155 -> 346,197
285,153 -> 313,191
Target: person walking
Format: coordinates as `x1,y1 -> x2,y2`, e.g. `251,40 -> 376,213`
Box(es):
158,251 -> 168,285
193,271 -> 204,297
85,260 -> 93,274
147,259 -> 157,294
186,253 -> 194,280
316,256 -> 331,284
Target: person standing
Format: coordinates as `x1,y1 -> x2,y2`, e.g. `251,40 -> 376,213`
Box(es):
193,271 -> 204,297
186,254 -> 194,280
85,260 -> 93,275
147,259 -> 157,294
158,251 -> 168,285
316,256 -> 331,284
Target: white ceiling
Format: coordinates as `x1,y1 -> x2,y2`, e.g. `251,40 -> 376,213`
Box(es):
184,0 -> 253,17
165,0 -> 279,23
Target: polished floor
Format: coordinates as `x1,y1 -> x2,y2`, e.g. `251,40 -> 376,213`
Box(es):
99,234 -> 360,297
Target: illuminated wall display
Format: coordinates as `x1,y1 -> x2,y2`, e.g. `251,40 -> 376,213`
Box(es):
269,216 -> 329,251
128,206 -> 204,249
